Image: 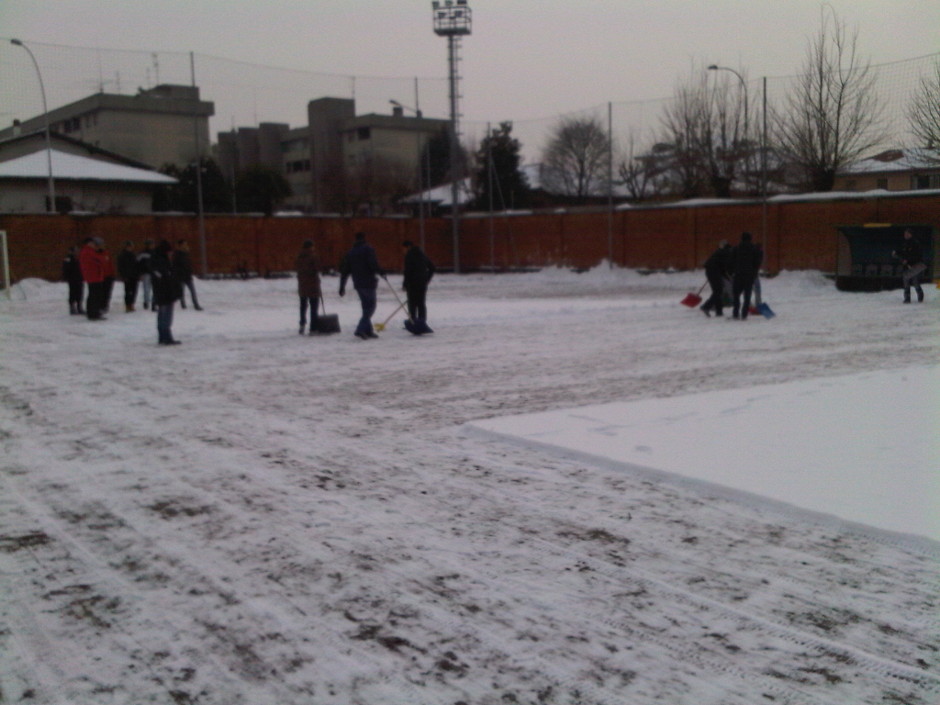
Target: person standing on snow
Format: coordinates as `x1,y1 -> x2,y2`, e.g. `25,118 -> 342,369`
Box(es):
731,232 -> 762,320
79,237 -> 108,320
151,240 -> 183,345
339,231 -> 385,340
700,239 -> 732,317
174,239 -> 203,310
117,240 -> 140,312
295,239 -> 322,335
401,240 -> 436,333
138,239 -> 155,311
893,229 -> 926,304
61,245 -> 85,315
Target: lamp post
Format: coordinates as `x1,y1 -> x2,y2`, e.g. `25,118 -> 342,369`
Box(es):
432,0 -> 471,273
708,64 -> 749,192
11,39 -> 56,212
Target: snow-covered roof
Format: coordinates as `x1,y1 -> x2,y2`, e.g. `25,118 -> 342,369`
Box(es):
400,177 -> 473,206
0,149 -> 177,184
840,148 -> 940,175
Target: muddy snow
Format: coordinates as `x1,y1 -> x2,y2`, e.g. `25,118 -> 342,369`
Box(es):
1,265 -> 938,705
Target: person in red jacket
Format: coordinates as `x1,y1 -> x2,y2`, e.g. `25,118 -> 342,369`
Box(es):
78,237 -> 108,320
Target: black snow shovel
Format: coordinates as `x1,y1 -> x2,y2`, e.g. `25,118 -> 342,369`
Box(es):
314,293 -> 341,334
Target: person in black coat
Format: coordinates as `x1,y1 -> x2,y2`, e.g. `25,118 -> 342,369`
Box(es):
151,240 -> 183,345
117,240 -> 140,312
339,232 -> 386,339
61,246 -> 85,315
401,240 -> 436,333
731,231 -> 762,320
700,240 -> 732,317
893,229 -> 926,303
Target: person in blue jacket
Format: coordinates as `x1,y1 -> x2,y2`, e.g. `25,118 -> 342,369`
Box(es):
338,231 -> 386,339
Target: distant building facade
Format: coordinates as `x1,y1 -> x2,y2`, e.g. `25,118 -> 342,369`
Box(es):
216,97 -> 451,213
0,84 -> 215,170
835,149 -> 940,192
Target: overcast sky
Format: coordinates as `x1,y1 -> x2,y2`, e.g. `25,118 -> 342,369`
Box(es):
2,0 -> 937,122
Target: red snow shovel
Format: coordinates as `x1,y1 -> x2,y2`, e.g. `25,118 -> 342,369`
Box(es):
681,282 -> 707,308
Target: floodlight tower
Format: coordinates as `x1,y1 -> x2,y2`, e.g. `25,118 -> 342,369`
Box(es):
432,0 -> 471,272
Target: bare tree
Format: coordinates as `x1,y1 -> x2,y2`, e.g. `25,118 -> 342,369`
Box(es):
659,78 -> 706,198
540,115 -> 611,198
908,58 -> 940,151
773,8 -> 886,191
658,67 -> 749,198
618,130 -> 661,201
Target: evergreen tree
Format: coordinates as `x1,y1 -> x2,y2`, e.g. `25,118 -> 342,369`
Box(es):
236,166 -> 293,215
473,122 -> 530,210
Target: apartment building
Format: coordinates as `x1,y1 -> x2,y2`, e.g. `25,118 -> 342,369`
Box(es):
217,97 -> 451,213
0,84 -> 215,170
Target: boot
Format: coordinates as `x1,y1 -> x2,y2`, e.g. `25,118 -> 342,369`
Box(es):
125,303 -> 133,313
70,302 -> 78,315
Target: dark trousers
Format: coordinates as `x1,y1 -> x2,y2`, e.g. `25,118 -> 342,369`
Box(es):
180,277 -> 201,309
156,302 -> 175,343
86,281 -> 106,319
299,296 -> 320,330
733,275 -> 756,319
701,273 -> 726,316
68,281 -> 84,312
124,278 -> 139,307
355,287 -> 377,336
405,285 -> 428,322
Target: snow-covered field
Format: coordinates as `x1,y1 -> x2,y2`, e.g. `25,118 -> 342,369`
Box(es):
1,266 -> 938,705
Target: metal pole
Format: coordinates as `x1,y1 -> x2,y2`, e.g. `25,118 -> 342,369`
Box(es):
487,122 -> 495,271
1,231 -> 11,300
190,52 -> 207,276
762,76 -> 769,269
447,35 -> 460,273
607,102 -> 614,268
11,40 -> 55,212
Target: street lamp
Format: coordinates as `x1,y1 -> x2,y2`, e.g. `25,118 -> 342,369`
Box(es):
11,39 -> 56,212
708,64 -> 749,191
432,0 -> 471,273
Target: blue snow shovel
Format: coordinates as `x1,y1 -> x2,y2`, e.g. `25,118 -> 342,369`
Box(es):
758,302 -> 775,318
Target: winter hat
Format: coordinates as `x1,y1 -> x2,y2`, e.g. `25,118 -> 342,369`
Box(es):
302,239 -> 314,248
741,232 -> 752,242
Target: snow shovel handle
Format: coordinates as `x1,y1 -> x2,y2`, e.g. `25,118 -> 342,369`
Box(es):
384,276 -> 413,323
377,301 -> 406,328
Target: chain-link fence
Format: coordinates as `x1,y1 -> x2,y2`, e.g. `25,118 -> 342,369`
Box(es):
2,38 -> 937,197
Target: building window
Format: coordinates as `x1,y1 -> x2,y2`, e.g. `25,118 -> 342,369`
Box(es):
876,178 -> 888,190
357,127 -> 370,141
